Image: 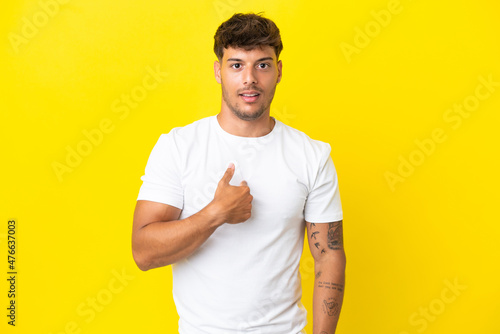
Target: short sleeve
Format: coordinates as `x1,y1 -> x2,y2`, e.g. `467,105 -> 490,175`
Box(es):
136,132 -> 184,209
303,144 -> 343,223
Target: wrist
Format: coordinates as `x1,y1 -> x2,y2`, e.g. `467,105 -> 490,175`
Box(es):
201,201 -> 226,228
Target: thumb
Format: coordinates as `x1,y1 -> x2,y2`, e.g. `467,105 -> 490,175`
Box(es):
220,162 -> 235,184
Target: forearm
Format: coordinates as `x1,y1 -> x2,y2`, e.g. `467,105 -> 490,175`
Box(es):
133,164 -> 252,271
133,204 -> 224,270
312,255 -> 346,334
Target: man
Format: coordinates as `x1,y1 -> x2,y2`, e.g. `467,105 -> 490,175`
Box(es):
132,12 -> 345,334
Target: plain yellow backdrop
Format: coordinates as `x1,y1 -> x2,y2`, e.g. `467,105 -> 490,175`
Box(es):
2,0 -> 499,333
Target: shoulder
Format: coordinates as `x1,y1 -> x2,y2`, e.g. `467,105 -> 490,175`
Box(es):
278,120 -> 332,159
167,116 -> 212,138
158,116 -> 214,147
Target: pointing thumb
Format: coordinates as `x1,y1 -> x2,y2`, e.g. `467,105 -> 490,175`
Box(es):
220,162 -> 235,184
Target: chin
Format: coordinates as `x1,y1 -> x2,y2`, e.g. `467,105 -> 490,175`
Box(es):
233,108 -> 265,121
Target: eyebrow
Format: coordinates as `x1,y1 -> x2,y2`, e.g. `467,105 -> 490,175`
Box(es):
227,57 -> 274,62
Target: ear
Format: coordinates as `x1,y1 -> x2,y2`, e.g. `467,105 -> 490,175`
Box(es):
277,60 -> 283,84
214,60 -> 222,84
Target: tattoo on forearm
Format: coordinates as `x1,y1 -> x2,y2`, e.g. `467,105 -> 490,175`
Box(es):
322,297 -> 341,317
311,231 -> 319,239
317,281 -> 344,293
314,242 -> 320,249
315,271 -> 322,279
327,221 -> 343,250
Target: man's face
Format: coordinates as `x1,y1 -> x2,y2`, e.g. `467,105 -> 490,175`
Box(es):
214,46 -> 282,121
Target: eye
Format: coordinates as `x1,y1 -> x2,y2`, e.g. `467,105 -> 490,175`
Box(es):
258,63 -> 270,69
231,63 -> 242,69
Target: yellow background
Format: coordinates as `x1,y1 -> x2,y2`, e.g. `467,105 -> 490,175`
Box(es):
2,0 -> 499,333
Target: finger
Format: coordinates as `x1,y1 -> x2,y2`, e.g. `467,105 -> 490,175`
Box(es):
220,163 -> 235,184
240,180 -> 248,187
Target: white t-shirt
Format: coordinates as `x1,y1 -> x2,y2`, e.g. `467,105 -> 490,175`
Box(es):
137,115 -> 343,334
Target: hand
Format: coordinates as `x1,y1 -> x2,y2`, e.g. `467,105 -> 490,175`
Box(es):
209,163 -> 253,225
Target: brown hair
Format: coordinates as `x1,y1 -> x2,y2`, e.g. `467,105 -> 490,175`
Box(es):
213,12 -> 283,61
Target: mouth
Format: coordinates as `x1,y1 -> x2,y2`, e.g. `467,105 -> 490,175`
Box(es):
239,91 -> 261,103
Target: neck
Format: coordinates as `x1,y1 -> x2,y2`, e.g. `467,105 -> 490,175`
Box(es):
217,109 -> 275,137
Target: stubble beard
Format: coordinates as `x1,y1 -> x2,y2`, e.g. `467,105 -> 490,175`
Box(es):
221,82 -> 277,121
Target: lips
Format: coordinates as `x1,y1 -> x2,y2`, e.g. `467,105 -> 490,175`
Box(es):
239,91 -> 260,103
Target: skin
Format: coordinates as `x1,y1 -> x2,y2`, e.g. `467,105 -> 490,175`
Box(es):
307,221 -> 346,334
132,45 -> 345,333
214,45 -> 282,137
132,163 -> 252,270
132,46 -> 280,270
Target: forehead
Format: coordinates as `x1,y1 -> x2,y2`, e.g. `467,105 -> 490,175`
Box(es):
222,46 -> 276,62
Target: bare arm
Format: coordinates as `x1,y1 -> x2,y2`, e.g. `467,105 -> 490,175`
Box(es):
306,220 -> 346,334
132,164 -> 252,271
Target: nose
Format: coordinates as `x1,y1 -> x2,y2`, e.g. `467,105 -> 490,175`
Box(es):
242,67 -> 257,85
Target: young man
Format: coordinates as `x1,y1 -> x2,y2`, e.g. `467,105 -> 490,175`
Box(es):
132,13 -> 345,334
